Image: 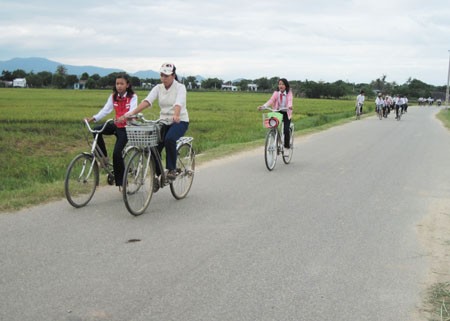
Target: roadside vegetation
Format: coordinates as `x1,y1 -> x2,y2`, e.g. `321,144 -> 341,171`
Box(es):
427,109 -> 450,321
0,88 -> 365,212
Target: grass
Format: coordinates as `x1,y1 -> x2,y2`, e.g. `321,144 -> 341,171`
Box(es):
425,108 -> 450,321
427,282 -> 450,321
0,88 -> 362,212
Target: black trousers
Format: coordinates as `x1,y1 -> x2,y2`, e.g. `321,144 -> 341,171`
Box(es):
279,111 -> 291,148
95,122 -> 127,186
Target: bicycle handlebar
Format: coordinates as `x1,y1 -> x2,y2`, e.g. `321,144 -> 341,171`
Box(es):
258,106 -> 288,113
83,118 -> 114,134
125,113 -> 171,126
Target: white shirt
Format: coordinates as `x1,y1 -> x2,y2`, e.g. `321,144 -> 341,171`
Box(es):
375,97 -> 384,106
93,93 -> 137,121
144,81 -> 189,123
356,94 -> 365,106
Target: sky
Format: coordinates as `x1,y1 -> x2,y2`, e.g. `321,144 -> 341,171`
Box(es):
1,0 -> 449,86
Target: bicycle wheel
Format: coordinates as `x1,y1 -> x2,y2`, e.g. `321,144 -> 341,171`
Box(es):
264,129 -> 277,171
65,153 -> 99,208
123,149 -> 154,216
170,143 -> 195,200
282,126 -> 294,164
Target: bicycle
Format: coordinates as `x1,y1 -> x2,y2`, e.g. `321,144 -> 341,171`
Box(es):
259,107 -> 294,171
355,103 -> 362,120
395,104 -> 403,121
65,119 -> 118,208
122,116 -> 195,216
376,104 -> 383,120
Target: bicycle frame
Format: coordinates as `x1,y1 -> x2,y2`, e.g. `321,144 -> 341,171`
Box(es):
64,118 -> 115,208
122,116 -> 195,215
259,106 -> 294,170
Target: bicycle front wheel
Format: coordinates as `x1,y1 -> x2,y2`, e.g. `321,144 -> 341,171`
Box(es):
123,149 -> 154,216
282,126 -> 294,164
64,153 -> 99,208
264,129 -> 278,171
170,143 -> 195,200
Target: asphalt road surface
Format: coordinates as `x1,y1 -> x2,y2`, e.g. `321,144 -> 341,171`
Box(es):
1,106 -> 449,321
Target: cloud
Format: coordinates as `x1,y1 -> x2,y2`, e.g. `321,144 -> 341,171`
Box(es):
1,0 -> 450,85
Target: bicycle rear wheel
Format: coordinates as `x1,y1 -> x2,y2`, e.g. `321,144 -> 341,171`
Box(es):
123,149 -> 154,216
264,129 -> 277,171
65,153 -> 99,208
170,143 -> 195,200
282,126 -> 294,164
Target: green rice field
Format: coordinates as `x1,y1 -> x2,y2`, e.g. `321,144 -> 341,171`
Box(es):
0,88 -> 362,211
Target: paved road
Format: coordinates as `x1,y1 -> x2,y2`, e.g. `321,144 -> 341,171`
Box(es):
1,107 -> 450,321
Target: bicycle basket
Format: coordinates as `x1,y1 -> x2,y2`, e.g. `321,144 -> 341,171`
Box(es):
126,123 -> 159,147
263,112 -> 283,129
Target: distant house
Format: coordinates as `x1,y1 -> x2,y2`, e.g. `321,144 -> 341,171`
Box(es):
141,82 -> 153,89
13,78 -> 27,88
221,84 -> 238,91
247,83 -> 258,91
74,80 -> 87,90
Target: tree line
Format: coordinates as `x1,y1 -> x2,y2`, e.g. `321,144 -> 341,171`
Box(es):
1,65 -> 446,100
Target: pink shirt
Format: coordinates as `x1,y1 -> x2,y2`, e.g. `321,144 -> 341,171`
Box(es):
263,90 -> 293,119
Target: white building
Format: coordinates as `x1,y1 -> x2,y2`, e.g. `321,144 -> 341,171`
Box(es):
247,83 -> 258,91
13,78 -> 27,88
221,84 -> 238,91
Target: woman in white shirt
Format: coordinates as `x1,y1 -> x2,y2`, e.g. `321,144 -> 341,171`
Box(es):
123,63 -> 189,180
355,90 -> 365,114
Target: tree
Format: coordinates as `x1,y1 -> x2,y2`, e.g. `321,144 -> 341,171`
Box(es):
186,76 -> 198,89
236,79 -> 249,91
55,65 -> 67,76
52,73 -> 66,89
12,69 -> 27,79
80,72 -> 89,81
86,78 -> 96,89
66,74 -> 79,88
26,72 -> 43,88
1,70 -> 13,81
254,77 -> 271,91
37,71 -> 53,87
130,76 -> 141,88
201,78 -> 223,89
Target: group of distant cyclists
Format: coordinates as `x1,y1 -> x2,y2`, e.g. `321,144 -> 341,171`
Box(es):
418,97 -> 442,106
356,90 -> 409,120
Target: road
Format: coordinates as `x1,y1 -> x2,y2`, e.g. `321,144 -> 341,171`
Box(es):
1,107 -> 449,321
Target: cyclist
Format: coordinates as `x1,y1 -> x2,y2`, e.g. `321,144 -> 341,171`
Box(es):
394,94 -> 404,119
85,73 -> 137,190
355,90 -> 365,114
375,92 -> 384,117
384,94 -> 393,116
121,62 -> 189,180
258,78 -> 293,149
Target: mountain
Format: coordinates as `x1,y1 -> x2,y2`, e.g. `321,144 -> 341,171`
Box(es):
0,57 -> 158,78
0,57 -> 211,81
131,70 -> 160,79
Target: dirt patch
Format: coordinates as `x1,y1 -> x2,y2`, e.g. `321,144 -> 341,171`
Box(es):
416,199 -> 450,320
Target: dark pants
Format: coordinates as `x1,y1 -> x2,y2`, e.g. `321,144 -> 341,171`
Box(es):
95,122 -> 127,186
395,104 -> 402,118
155,121 -> 189,175
280,111 -> 291,148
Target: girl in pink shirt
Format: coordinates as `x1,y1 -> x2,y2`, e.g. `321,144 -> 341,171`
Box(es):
259,78 -> 293,149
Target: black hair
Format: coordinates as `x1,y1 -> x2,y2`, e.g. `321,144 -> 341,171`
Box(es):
113,73 -> 134,100
279,78 -> 290,93
172,65 -> 179,82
